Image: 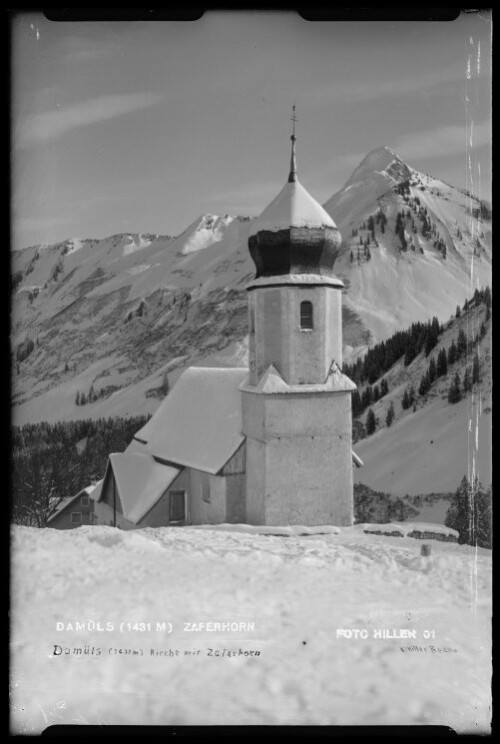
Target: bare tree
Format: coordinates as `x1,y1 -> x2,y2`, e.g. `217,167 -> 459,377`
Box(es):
12,452 -> 81,527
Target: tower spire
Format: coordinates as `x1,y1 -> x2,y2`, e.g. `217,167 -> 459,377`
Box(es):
288,104 -> 298,183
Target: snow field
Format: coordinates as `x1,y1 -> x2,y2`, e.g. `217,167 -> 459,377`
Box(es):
11,524 -> 491,732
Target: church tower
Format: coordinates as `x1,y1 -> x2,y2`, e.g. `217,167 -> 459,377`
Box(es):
241,109 -> 356,526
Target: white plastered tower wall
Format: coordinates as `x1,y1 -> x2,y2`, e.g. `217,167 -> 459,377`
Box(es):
241,119 -> 356,526
247,276 -> 344,386
242,386 -> 354,525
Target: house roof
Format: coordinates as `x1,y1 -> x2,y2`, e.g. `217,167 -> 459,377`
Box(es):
107,452 -> 181,525
133,367 -> 248,474
124,438 -> 150,455
47,483 -> 98,524
47,495 -> 80,524
88,479 -> 103,501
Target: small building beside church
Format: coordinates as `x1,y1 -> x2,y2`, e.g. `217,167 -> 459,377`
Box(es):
48,483 -> 100,529
94,122 -> 360,529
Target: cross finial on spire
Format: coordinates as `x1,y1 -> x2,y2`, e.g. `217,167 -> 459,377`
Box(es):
291,103 -> 297,140
288,103 -> 298,182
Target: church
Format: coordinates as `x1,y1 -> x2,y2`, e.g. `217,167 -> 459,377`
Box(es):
93,119 -> 361,529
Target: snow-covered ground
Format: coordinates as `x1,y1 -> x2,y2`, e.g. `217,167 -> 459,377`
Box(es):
10,524 -> 491,732
354,397 -> 492,496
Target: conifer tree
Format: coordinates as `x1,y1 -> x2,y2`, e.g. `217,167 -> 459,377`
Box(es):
402,389 -> 409,410
385,401 -> 395,427
484,286 -> 491,315
380,379 -> 389,397
404,345 -> 414,366
425,318 -> 439,356
351,390 -> 361,417
447,340 -> 457,366
161,371 -> 170,396
361,386 -> 373,409
75,391 -> 80,406
456,305 -> 461,318
437,348 -> 448,377
428,356 -> 437,384
418,371 -> 430,397
366,408 -> 376,435
463,368 -> 471,393
445,476 -> 491,548
472,352 -> 480,384
447,372 -> 461,404
457,328 -> 467,358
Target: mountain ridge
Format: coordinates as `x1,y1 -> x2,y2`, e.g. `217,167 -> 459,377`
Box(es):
12,148 -> 491,435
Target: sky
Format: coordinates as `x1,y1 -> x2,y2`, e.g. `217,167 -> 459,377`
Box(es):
11,10 -> 492,250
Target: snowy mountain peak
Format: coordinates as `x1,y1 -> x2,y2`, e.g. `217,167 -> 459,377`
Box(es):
195,213 -> 235,231
176,213 -> 238,255
347,146 -> 411,186
360,145 -> 400,168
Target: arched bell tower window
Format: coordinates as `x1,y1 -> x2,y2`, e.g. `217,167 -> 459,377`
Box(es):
300,300 -> 313,330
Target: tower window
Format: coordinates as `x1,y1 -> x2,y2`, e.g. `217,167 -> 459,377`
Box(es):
300,301 -> 314,330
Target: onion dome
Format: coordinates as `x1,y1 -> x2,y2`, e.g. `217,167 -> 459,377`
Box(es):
248,109 -> 342,279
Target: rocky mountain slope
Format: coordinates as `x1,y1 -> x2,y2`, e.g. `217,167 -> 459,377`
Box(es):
324,147 -> 491,349
11,147 -> 491,428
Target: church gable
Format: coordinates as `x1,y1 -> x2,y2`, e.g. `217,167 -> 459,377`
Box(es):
99,453 -> 181,525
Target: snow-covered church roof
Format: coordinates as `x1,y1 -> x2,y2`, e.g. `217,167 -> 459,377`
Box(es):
248,179 -> 337,238
133,367 -> 248,474
249,130 -> 337,238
